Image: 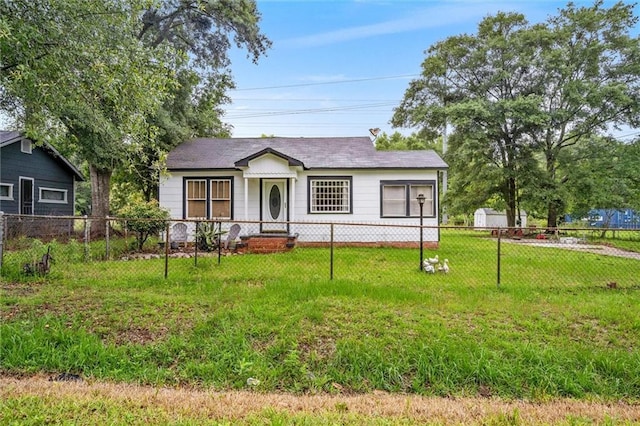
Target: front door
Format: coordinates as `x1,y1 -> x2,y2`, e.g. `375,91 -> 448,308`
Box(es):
262,179 -> 287,232
19,177 -> 34,215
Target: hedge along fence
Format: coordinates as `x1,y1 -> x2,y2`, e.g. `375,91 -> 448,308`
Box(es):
1,212 -> 639,288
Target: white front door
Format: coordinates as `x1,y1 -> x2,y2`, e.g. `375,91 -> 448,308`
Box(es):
262,179 -> 287,232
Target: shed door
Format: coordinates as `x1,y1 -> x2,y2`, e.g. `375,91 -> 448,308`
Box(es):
262,180 -> 287,232
19,177 -> 34,215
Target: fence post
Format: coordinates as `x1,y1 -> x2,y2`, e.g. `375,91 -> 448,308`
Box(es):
105,216 -> 110,260
330,223 -> 334,280
217,221 -> 222,265
124,220 -> 129,255
194,221 -> 199,267
497,228 -> 501,288
0,211 -> 4,273
84,215 -> 90,262
164,222 -> 170,279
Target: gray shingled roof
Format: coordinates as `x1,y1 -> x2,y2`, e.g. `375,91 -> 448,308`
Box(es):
166,137 -> 448,170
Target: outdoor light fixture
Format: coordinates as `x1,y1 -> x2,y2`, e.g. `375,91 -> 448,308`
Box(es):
417,193 -> 426,271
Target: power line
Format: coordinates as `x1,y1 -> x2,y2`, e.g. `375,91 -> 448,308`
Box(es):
226,102 -> 397,119
231,74 -> 418,91
232,98 -> 401,102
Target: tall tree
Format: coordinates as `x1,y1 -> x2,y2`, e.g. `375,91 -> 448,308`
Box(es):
392,12 -> 544,227
1,0 -> 174,229
374,131 -> 440,152
392,1 -> 640,228
0,0 -> 271,227
564,137 -> 640,225
125,0 -> 271,201
526,1 -> 640,227
116,69 -> 233,202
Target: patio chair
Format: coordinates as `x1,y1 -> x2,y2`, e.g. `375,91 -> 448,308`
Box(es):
224,224 -> 241,250
170,222 -> 188,248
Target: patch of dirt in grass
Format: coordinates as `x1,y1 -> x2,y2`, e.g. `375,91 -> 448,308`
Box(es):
0,281 -> 46,321
1,291 -> 180,346
0,281 -> 44,296
1,375 -> 639,424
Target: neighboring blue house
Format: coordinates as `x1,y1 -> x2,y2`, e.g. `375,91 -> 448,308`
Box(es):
566,209 -> 639,229
0,131 -> 84,216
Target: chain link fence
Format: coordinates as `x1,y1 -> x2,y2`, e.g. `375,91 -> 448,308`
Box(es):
1,213 -> 639,288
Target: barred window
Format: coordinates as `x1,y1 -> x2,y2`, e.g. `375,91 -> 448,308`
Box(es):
309,177 -> 352,214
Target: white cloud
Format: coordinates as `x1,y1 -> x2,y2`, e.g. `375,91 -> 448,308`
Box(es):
279,3 -> 514,48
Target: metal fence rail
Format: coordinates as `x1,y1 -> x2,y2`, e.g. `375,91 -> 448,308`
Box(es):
1,213 -> 639,288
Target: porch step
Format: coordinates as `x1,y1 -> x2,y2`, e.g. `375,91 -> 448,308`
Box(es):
240,234 -> 297,254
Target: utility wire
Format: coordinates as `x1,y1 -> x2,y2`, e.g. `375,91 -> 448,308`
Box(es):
226,102 -> 397,119
232,98 -> 401,102
231,74 -> 418,91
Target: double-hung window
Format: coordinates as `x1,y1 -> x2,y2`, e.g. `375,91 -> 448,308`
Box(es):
309,176 -> 352,214
210,179 -> 231,218
380,180 -> 435,217
185,177 -> 232,219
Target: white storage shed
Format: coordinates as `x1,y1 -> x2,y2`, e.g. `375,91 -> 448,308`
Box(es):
474,208 -> 527,230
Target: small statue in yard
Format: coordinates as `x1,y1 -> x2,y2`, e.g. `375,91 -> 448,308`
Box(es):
24,246 -> 53,275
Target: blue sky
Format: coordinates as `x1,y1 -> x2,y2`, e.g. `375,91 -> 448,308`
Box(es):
224,0 -> 637,139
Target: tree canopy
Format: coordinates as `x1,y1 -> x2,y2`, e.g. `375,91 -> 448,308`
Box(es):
392,1 -> 640,227
0,0 -> 270,224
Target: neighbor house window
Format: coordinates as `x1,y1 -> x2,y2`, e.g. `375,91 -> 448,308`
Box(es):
0,183 -> 13,200
21,139 -> 32,154
380,180 -> 435,217
39,187 -> 68,204
184,177 -> 233,219
309,176 -> 352,213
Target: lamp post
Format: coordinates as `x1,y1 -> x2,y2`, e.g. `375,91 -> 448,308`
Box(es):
417,193 -> 425,271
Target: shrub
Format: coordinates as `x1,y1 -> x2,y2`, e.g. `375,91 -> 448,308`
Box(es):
118,200 -> 170,251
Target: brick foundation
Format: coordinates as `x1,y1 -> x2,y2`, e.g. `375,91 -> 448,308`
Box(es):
241,234 -> 297,254
240,235 -> 440,253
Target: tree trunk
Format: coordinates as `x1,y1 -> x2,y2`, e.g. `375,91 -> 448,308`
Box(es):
547,203 -> 559,231
89,164 -> 112,237
545,149 -> 559,230
504,176 -> 517,228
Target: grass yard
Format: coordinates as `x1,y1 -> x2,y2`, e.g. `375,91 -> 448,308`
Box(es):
1,231 -> 639,423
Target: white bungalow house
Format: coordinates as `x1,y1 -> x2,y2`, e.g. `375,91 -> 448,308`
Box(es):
159,137 -> 448,248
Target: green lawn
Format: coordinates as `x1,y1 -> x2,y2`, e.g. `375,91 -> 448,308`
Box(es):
1,231 -> 639,402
